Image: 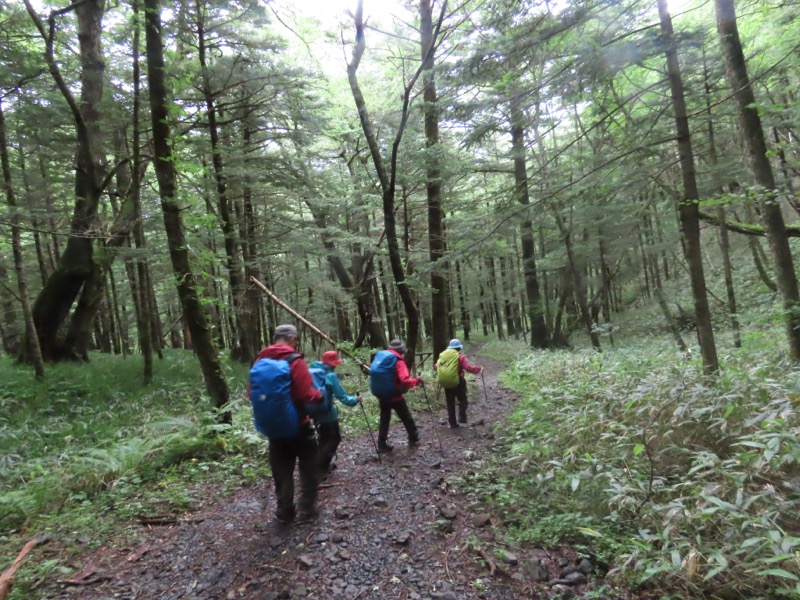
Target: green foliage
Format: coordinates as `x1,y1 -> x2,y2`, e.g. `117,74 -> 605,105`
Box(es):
476,337 -> 800,598
0,351 -> 253,531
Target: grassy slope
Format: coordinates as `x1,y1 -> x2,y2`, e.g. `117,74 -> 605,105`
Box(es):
0,346 -> 395,598
470,258 -> 800,598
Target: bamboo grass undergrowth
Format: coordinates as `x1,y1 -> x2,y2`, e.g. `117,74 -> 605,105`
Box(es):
458,330 -> 800,599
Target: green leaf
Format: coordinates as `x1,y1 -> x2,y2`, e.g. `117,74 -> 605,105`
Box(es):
756,569 -> 799,581
633,443 -> 645,456
703,495 -> 737,511
576,527 -> 603,538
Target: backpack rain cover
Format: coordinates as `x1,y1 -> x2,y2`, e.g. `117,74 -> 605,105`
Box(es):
370,350 -> 399,399
437,348 -> 461,389
249,355 -> 300,439
307,366 -> 334,416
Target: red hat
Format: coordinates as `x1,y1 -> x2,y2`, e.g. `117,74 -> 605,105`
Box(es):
321,350 -> 342,367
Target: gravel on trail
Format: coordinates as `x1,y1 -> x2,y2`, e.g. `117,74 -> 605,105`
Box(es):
40,347 -> 635,600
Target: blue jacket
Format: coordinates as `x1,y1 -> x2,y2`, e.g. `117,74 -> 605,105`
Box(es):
309,361 -> 359,424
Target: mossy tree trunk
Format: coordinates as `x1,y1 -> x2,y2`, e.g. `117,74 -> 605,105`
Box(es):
716,0 -> 800,361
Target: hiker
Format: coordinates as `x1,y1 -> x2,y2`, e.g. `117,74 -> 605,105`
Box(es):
249,324 -> 323,524
369,339 -> 423,452
435,338 -> 483,428
309,350 -> 361,476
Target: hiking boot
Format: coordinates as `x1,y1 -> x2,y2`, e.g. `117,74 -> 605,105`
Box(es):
377,442 -> 394,453
408,433 -> 420,447
275,507 -> 295,525
298,506 -> 319,521
449,423 -> 460,429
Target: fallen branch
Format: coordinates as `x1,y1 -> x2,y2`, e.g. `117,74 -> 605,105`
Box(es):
0,535 -> 50,600
478,547 -> 497,577
477,548 -> 510,579
698,209 -> 800,237
126,542 -> 152,563
57,558 -> 111,587
138,515 -> 205,526
250,276 -> 371,374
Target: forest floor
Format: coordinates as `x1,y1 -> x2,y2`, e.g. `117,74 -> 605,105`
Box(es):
32,346 -> 643,600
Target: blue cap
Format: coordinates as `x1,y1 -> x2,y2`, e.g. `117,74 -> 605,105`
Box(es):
447,339 -> 463,349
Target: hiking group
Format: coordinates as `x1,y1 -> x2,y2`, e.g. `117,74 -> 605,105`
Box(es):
249,323 -> 483,525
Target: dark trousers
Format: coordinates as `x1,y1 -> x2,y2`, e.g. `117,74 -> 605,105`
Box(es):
268,425 -> 319,519
445,377 -> 468,426
316,420 -> 341,472
378,397 -> 418,443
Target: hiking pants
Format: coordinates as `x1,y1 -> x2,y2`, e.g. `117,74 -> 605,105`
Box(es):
378,397 -> 418,444
445,378 -> 468,426
268,425 -> 319,519
316,420 -> 342,473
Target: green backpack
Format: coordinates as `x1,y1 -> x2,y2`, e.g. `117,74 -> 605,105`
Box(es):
437,348 -> 461,389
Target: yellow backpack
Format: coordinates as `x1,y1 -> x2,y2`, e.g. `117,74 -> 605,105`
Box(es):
437,348 -> 460,389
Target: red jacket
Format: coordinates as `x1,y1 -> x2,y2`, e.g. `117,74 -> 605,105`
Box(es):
456,353 -> 481,378
255,343 -> 322,424
387,348 -> 421,402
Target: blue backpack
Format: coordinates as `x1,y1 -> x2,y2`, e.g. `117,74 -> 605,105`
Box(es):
370,350 -> 400,399
249,354 -> 301,440
307,366 -> 334,416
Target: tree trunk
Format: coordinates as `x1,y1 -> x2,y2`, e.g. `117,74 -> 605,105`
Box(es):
347,1 -> 432,367
130,0 -> 153,382
420,0 -> 449,359
239,124 -> 264,357
0,249 -> 21,355
0,99 -> 44,378
509,95 -> 549,349
144,0 -> 230,419
486,257 -> 505,340
557,218 -> 601,350
16,147 -> 49,287
658,0 -> 719,374
500,256 -> 517,338
195,2 -> 250,363
703,46 -> 741,348
455,261 -> 470,340
716,0 -> 800,360
23,0 -> 106,362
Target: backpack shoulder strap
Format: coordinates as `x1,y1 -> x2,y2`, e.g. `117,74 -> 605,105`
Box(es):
286,353 -> 302,364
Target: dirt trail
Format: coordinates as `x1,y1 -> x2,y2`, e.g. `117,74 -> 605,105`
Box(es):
42,348 -> 607,600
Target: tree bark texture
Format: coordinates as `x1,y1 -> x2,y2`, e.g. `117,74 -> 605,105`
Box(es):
0,100 -> 44,378
509,95 -> 549,349
658,0 -> 719,374
23,0 -> 107,361
347,0 -> 424,367
420,0 -> 450,359
195,2 -> 251,363
716,0 -> 800,360
144,0 -> 230,418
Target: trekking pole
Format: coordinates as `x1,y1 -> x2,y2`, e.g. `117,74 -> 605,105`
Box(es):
480,369 -> 488,404
357,393 -> 382,464
420,381 -> 444,453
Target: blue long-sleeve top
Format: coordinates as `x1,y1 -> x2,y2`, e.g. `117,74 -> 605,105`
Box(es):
310,361 -> 359,424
